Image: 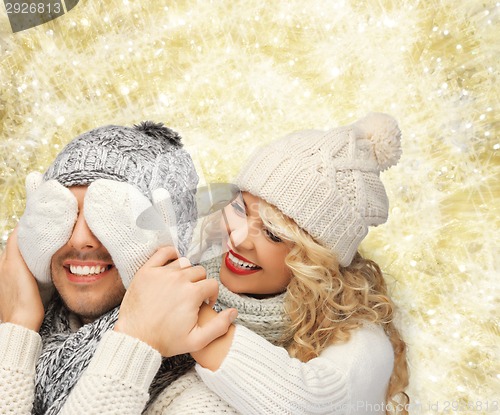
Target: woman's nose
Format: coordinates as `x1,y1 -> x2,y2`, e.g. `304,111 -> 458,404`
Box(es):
222,209 -> 252,249
229,223 -> 252,249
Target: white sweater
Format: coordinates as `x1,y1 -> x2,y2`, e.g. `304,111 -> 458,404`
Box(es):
0,320 -> 393,414
0,323 -> 162,415
196,323 -> 394,414
156,322 -> 394,414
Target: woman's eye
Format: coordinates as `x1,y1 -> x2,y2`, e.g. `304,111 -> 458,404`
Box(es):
230,201 -> 246,217
264,228 -> 282,243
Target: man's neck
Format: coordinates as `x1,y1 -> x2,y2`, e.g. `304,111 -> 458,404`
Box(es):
68,311 -> 94,330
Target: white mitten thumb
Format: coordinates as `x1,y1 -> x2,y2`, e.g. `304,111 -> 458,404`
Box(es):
151,188 -> 179,251
25,171 -> 43,196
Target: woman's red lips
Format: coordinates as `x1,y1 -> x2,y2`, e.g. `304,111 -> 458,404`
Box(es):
224,249 -> 261,276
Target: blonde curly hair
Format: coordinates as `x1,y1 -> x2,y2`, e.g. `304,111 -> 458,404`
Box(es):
258,200 -> 410,413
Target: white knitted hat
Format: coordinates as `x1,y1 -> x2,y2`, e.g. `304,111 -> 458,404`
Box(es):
235,112 -> 402,267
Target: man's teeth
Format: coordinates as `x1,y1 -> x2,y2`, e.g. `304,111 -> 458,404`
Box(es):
69,265 -> 108,275
228,252 -> 259,269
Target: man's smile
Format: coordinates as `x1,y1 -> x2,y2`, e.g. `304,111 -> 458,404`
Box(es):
63,260 -> 114,284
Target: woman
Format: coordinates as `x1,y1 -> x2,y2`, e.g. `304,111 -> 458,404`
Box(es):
153,112 -> 410,414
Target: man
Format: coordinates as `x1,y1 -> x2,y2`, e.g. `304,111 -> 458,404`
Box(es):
0,122 -> 235,414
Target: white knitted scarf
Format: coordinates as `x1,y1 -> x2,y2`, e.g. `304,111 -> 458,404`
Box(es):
32,295 -> 194,415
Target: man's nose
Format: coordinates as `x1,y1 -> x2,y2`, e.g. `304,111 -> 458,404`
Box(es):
67,212 -> 102,251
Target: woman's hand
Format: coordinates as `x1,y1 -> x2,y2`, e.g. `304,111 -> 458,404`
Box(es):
0,227 -> 44,331
191,303 -> 237,371
114,246 -> 237,357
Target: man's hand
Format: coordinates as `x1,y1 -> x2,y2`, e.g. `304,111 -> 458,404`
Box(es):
0,227 -> 44,331
114,246 -> 237,357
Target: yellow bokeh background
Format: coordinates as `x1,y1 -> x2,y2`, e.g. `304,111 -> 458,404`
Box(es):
1,1 -> 498,412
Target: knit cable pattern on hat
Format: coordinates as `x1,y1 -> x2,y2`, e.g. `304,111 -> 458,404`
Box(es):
235,112 -> 402,267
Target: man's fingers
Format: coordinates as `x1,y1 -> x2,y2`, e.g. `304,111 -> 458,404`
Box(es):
5,227 -> 19,255
164,256 -> 191,270
163,262 -> 207,283
195,278 -> 219,305
2,227 -> 30,274
144,245 -> 179,267
4,228 -> 26,266
144,247 -> 194,270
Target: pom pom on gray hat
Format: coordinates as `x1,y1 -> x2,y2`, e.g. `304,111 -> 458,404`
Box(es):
235,112 -> 402,267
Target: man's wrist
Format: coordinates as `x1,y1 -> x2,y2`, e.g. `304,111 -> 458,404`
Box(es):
0,322 -> 42,371
91,330 -> 162,390
114,318 -> 160,353
5,312 -> 42,332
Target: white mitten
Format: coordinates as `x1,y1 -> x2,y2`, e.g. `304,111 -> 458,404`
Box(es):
18,172 -> 78,287
150,187 -> 180,248
84,179 -> 177,289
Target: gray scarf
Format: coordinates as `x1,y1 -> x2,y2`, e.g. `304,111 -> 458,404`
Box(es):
203,255 -> 289,345
33,295 -> 194,415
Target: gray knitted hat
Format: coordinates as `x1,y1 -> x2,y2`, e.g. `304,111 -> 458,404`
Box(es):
235,112 -> 402,267
43,122 -> 199,254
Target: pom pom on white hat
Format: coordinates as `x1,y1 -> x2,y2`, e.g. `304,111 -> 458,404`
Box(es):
235,112 -> 402,267
352,112 -> 402,171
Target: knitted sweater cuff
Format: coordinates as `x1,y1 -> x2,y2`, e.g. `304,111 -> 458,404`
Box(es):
86,330 -> 162,391
0,322 -> 42,373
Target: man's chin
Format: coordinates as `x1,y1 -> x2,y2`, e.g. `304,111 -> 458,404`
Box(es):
51,270 -> 126,324
56,288 -> 125,325
63,300 -> 121,325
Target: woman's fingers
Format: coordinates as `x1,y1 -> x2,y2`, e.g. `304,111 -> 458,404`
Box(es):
187,308 -> 238,351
